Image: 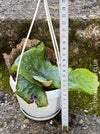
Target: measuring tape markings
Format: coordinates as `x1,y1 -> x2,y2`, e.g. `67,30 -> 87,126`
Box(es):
60,0 -> 69,130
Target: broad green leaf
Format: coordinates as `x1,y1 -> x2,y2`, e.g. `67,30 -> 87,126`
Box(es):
68,68 -> 99,94
11,43 -> 61,88
33,76 -> 52,87
16,75 -> 48,107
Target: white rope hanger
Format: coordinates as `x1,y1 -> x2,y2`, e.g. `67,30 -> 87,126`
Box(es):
16,0 -> 61,87
44,0 -> 61,76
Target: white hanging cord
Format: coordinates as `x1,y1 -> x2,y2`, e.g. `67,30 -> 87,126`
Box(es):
16,0 -> 41,86
45,0 -> 60,62
44,0 -> 61,77
44,0 -> 60,66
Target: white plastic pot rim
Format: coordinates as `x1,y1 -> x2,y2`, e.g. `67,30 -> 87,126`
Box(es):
10,76 -> 61,98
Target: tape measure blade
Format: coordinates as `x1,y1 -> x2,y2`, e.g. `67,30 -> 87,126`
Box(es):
60,0 -> 69,130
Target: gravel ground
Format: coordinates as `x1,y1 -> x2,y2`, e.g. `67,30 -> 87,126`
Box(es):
0,90 -> 100,134
0,0 -> 100,20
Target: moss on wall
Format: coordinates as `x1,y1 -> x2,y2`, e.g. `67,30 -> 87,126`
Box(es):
69,18 -> 100,115
0,62 -> 12,94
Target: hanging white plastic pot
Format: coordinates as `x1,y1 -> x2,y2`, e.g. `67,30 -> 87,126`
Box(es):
9,0 -> 61,121
10,76 -> 61,121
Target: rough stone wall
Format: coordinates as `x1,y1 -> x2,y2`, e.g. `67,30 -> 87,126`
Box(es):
0,0 -> 100,61
0,0 -> 100,20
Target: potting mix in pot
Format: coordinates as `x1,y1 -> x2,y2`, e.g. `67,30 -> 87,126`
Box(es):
3,39 -> 100,108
